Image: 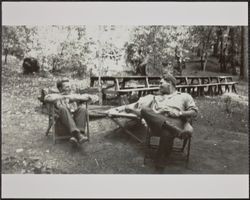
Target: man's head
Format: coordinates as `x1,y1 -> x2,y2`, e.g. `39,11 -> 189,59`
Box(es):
159,72 -> 176,94
162,60 -> 172,68
57,78 -> 71,94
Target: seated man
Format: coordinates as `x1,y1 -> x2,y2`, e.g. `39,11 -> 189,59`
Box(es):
125,73 -> 198,167
44,78 -> 98,146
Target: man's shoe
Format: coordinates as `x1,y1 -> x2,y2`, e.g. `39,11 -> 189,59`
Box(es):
76,132 -> 88,144
69,137 -> 78,147
178,130 -> 192,139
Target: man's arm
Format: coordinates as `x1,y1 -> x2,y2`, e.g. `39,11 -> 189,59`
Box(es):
44,93 -> 64,103
65,94 -> 89,102
65,94 -> 99,103
125,94 -> 154,117
124,102 -> 141,117
180,109 -> 197,119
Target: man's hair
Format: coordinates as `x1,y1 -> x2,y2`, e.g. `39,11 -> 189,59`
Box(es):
56,78 -> 69,90
162,60 -> 172,66
162,72 -> 176,86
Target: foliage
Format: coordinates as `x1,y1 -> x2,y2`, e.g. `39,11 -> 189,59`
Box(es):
187,26 -> 243,74
125,26 -> 192,75
2,25 -> 246,77
2,26 -> 36,61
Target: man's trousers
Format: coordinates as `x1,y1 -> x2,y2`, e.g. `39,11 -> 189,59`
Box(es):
55,106 -> 87,135
141,107 -> 184,157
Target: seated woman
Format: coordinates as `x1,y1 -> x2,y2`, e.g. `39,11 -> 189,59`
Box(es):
124,73 -> 198,167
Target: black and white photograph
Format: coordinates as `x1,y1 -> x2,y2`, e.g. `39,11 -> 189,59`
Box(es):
1,1 -> 249,198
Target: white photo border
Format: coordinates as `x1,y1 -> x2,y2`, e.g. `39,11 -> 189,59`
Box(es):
1,1 -> 249,198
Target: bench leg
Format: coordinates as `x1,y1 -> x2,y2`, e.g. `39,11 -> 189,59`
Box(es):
232,84 -> 237,93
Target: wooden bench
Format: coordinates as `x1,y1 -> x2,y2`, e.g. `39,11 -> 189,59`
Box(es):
176,82 -> 238,96
217,81 -> 238,94
90,76 -> 238,102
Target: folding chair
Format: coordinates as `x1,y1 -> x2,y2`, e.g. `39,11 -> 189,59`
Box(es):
101,106 -> 192,167
144,121 -> 193,167
45,101 -> 90,144
102,106 -> 144,143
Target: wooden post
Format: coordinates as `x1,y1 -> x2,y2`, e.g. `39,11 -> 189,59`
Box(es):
98,76 -> 103,105
145,77 -> 149,88
98,26 -> 103,105
85,101 -> 90,141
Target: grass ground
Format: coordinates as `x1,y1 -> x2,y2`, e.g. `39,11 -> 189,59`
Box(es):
1,56 -> 249,174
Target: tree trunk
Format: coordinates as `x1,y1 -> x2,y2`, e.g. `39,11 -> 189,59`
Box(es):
213,41 -> 219,57
201,51 -> 208,71
220,31 -> 224,72
214,29 -> 221,57
201,27 -> 213,71
240,26 -> 248,80
4,53 -> 8,64
229,27 -> 237,75
4,49 -> 8,64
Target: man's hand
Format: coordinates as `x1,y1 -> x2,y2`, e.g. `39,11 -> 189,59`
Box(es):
167,110 -> 182,118
124,105 -> 133,113
153,108 -> 165,114
55,100 -> 66,109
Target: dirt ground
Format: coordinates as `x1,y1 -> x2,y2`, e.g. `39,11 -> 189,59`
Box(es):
2,57 -> 249,174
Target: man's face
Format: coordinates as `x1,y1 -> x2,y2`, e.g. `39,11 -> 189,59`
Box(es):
61,82 -> 71,94
159,78 -> 172,94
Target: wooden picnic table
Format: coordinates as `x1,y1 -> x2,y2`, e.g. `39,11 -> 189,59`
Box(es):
91,75 -> 234,87
90,75 -> 237,102
175,75 -> 234,85
90,76 -> 161,90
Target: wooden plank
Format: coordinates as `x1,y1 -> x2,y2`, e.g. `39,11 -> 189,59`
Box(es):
115,78 -> 120,90
145,77 -> 149,88
117,87 -> 159,93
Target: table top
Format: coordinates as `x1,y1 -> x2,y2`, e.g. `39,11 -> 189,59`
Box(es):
91,75 -> 233,80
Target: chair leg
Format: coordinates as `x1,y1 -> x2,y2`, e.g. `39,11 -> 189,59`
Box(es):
144,127 -> 151,165
144,127 -> 159,165
181,138 -> 188,152
53,126 -> 56,145
51,105 -> 56,145
85,102 -> 90,142
186,137 -> 191,163
46,116 -> 53,136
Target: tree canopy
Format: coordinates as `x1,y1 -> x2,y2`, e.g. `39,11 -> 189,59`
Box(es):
2,25 -> 247,78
